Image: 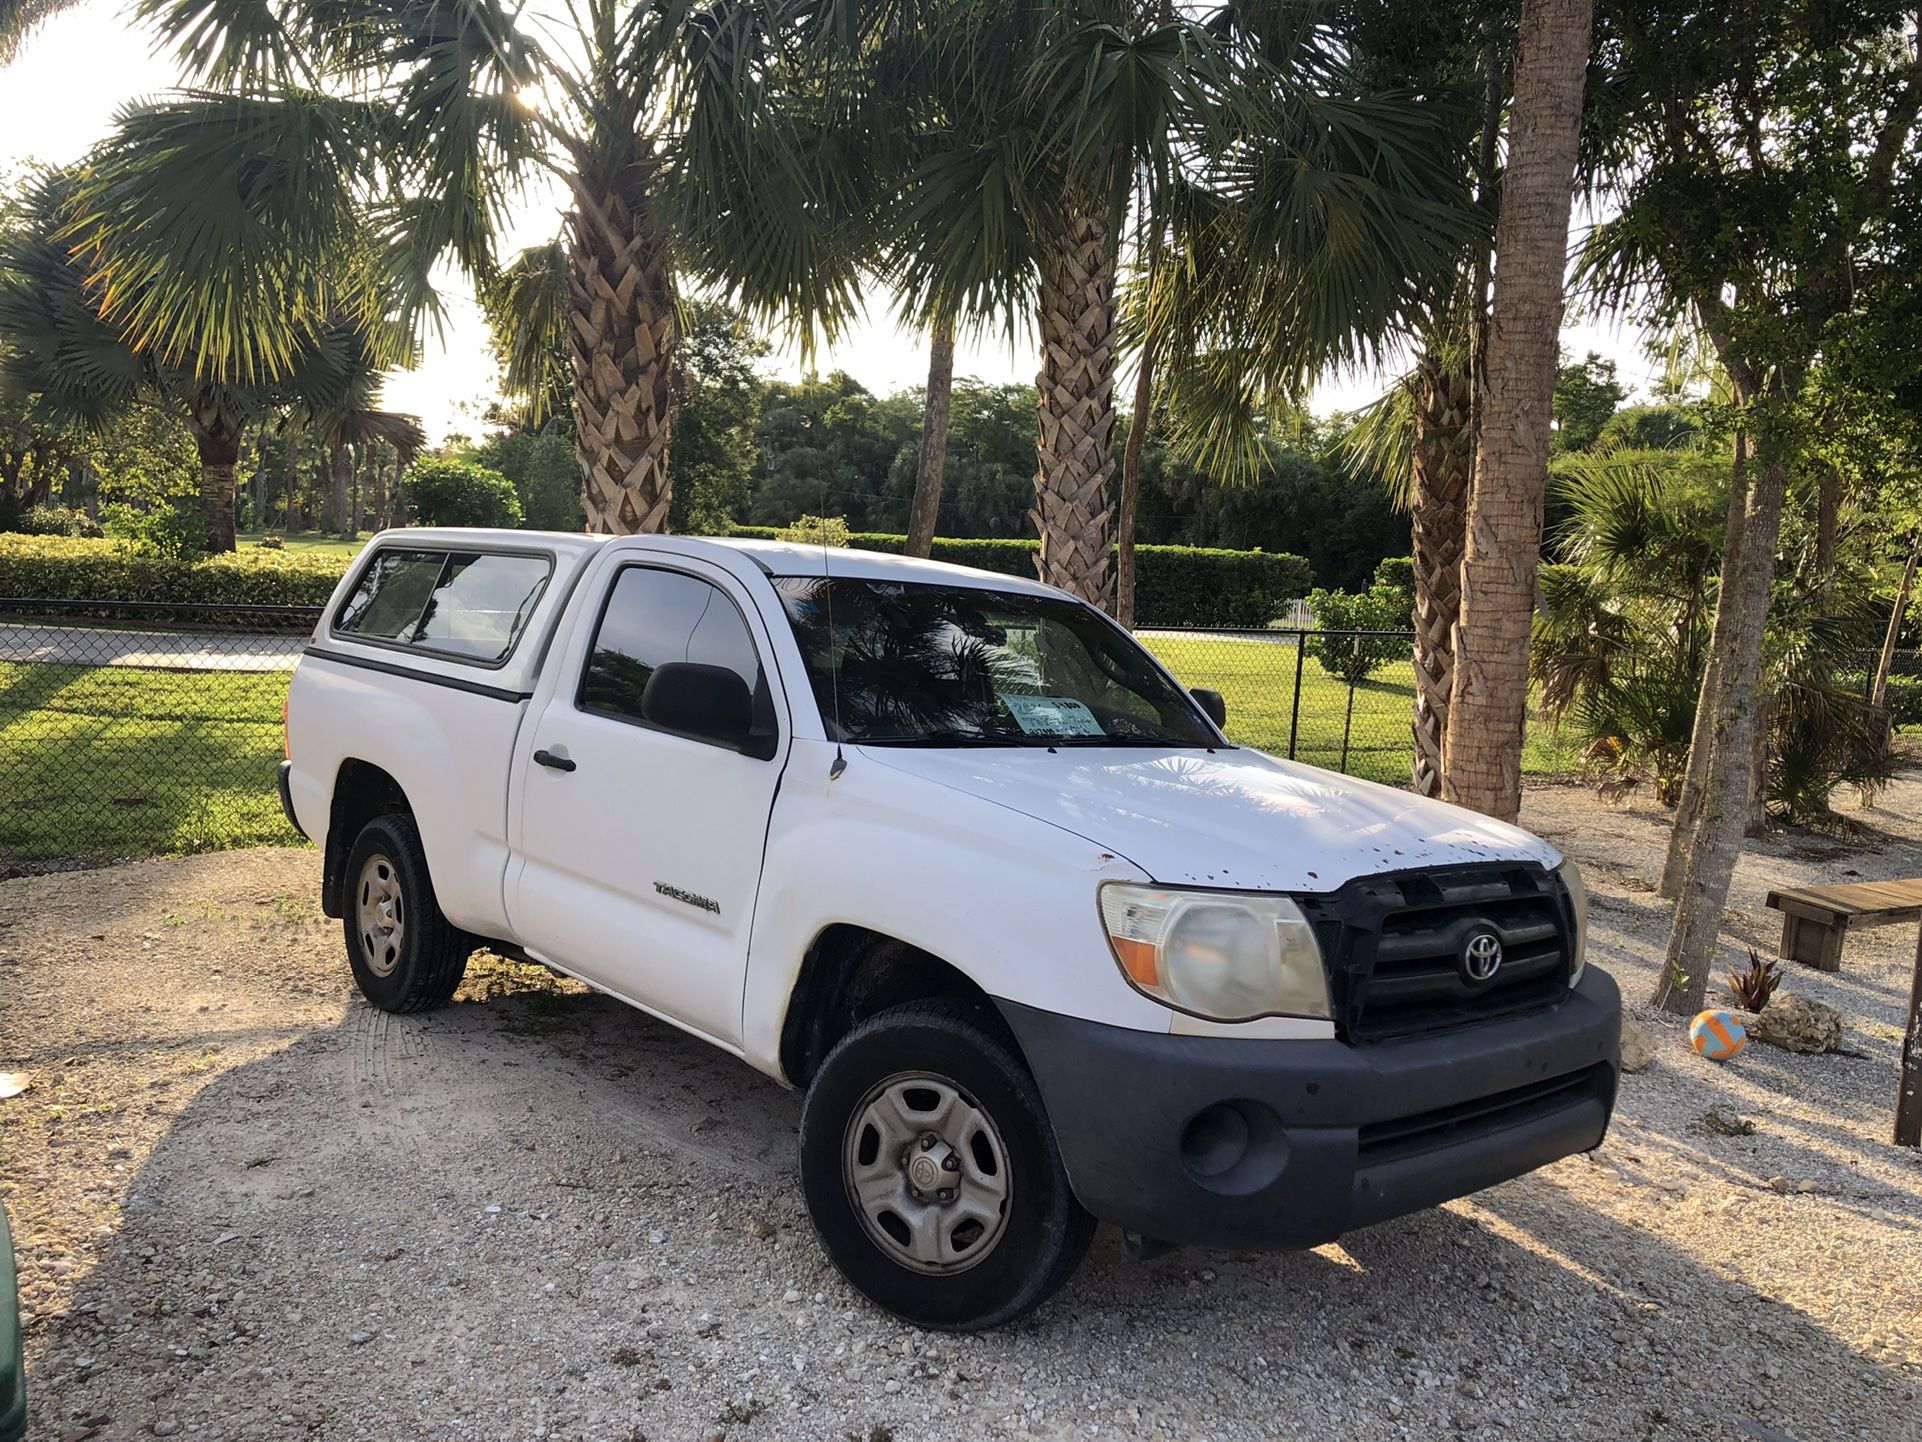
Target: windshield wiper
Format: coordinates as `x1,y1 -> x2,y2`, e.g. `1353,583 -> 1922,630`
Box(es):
1043,736 -> 1203,748
857,729 -> 1053,748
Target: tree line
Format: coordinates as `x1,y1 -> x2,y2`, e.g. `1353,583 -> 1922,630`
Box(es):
2,0 -> 1921,1015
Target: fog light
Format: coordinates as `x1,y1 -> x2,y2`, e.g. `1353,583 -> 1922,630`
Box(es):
1180,1103 -> 1251,1179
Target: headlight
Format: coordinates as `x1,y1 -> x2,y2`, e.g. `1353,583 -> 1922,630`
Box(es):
1098,883 -> 1330,1022
1558,860 -> 1589,986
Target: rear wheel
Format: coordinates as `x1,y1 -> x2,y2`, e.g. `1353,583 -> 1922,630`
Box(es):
799,1000 -> 1094,1330
342,815 -> 470,1012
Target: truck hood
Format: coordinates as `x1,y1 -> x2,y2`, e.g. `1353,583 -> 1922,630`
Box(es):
856,744 -> 1561,892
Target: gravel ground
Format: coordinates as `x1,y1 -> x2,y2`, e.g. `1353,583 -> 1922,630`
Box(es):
3,780 -> 1922,1442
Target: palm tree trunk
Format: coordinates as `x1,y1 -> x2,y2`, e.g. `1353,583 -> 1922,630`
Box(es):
1115,334 -> 1157,628
1660,427 -> 1749,894
1872,534 -> 1920,719
567,158 -> 677,535
1409,352 -> 1473,796
189,425 -> 241,553
1032,196 -> 1118,605
1442,0 -> 1594,821
905,320 -> 956,559
332,442 -> 353,541
280,431 -> 300,531
1654,409 -> 1790,1013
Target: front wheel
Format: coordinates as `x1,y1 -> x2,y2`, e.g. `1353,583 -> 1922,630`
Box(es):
341,814 -> 470,1013
799,1000 -> 1094,1330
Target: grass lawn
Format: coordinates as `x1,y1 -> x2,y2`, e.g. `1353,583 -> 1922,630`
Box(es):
1144,634 -> 1583,787
1,630 -> 1585,865
0,660 -> 298,863
238,530 -> 367,558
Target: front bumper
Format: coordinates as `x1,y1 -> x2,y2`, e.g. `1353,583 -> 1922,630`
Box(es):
275,760 -> 307,840
998,967 -> 1620,1251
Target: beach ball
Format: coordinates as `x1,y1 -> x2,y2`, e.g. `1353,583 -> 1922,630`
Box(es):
1689,1009 -> 1747,1062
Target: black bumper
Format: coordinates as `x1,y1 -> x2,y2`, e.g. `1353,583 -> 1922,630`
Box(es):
275,761 -> 307,839
998,968 -> 1620,1251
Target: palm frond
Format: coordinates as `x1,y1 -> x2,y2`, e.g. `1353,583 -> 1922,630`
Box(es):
62,90 -> 380,384
478,239 -> 570,425
1337,379 -> 1418,512
0,0 -> 76,64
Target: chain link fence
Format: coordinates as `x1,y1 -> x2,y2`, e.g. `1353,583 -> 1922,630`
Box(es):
0,601 -> 1585,870
0,599 -> 317,871
1138,627 -> 1427,783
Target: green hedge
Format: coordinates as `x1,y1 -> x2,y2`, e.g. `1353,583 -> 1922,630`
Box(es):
2,529 -> 1315,628
725,527 -> 1312,626
1839,671 -> 1922,731
0,534 -> 347,608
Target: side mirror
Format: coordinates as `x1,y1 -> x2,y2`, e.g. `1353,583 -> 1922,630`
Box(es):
641,662 -> 753,750
1191,687 -> 1227,728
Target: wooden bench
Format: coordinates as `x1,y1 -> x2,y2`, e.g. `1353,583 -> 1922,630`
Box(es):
1765,877 -> 1922,972
1762,877 -> 1922,1148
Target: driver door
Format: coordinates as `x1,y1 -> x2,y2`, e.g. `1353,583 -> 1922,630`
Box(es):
508,557 -> 787,1047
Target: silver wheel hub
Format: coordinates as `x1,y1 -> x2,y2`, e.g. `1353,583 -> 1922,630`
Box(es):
842,1072 -> 1011,1275
355,853 -> 406,978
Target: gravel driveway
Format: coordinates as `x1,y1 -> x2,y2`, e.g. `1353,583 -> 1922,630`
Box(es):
3,781 -> 1921,1442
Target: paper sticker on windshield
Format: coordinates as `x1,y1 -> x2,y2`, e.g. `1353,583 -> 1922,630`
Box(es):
1001,694 -> 1105,737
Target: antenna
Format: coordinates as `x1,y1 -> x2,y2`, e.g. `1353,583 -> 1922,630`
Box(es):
820,483 -> 848,781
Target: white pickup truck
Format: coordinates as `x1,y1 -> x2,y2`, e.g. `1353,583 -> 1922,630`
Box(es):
280,528 -> 1620,1329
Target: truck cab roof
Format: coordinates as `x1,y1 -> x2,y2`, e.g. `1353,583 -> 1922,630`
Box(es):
355,529 -> 1060,598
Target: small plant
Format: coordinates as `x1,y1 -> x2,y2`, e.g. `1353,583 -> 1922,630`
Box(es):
776,513 -> 850,547
1696,1106 -> 1757,1137
1304,581 -> 1410,684
1725,947 -> 1783,1012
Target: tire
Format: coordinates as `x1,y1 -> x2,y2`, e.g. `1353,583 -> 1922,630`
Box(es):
341,814 -> 471,1013
799,1000 -> 1095,1330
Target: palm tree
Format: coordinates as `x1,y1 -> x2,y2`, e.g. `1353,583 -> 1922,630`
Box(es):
0,168 -> 417,550
877,3 -> 1471,607
1440,0 -> 1595,822
56,0 -> 858,538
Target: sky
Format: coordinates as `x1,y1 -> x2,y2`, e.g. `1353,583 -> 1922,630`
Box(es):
0,4 -> 1664,443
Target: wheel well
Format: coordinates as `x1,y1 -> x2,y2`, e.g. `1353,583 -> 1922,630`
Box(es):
322,760 -> 413,917
779,927 -> 1005,1087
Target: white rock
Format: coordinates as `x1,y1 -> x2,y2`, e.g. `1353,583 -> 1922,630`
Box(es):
1619,1016 -> 1655,1073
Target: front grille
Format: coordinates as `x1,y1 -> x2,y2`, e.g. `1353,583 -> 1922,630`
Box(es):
1357,1063 -> 1612,1162
1299,863 -> 1576,1042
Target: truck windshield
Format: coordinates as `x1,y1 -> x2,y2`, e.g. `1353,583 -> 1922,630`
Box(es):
772,577 -> 1219,748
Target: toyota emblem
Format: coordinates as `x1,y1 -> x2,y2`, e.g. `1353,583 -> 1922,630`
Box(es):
1461,930 -> 1504,983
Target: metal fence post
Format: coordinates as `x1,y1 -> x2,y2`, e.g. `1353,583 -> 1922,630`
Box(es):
1287,631 -> 1305,760
1338,636 -> 1360,773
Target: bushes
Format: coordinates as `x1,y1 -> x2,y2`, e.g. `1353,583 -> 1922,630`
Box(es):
3,503 -> 105,538
0,533 -> 346,607
100,499 -> 208,561
403,458 -> 523,529
1838,671 -> 1922,730
727,526 -> 1312,626
473,431 -> 584,532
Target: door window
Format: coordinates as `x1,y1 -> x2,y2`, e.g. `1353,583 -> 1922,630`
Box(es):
579,567 -> 765,727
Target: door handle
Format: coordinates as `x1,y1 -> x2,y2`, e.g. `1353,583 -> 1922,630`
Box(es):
532,749 -> 576,773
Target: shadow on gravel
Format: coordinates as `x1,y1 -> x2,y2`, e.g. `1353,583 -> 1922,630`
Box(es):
21,968 -> 1920,1442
